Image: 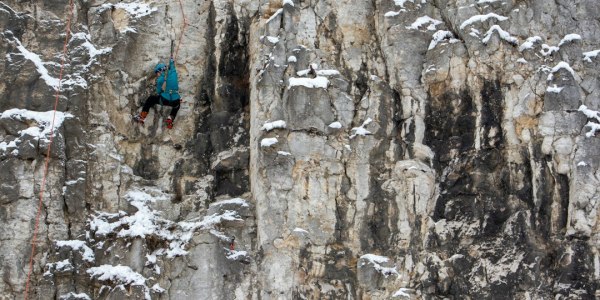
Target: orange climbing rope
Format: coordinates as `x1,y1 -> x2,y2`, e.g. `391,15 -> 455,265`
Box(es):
24,0 -> 74,298
174,0 -> 188,61
24,1 -> 186,296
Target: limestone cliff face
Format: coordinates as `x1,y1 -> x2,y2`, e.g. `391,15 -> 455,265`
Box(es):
1,0 -> 599,299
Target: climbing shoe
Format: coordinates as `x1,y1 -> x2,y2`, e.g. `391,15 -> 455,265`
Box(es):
134,111 -> 148,125
165,117 -> 174,129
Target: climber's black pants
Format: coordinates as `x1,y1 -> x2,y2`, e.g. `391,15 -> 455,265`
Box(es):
142,95 -> 181,119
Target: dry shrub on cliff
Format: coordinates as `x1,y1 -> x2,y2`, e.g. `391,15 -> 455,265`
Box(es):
264,1 -> 283,19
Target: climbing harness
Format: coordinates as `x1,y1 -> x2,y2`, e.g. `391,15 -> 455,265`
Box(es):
24,0 -> 74,298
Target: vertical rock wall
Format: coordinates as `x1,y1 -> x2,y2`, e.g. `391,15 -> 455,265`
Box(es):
0,0 -> 599,299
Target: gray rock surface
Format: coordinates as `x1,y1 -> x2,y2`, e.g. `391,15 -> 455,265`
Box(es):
0,0 -> 599,299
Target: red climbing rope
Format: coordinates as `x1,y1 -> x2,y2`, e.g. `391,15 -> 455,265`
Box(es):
174,0 -> 188,61
24,0 -> 74,298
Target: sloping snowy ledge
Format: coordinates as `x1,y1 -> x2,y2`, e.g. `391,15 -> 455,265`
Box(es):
261,120 -> 287,131
358,254 -> 399,277
519,36 -> 542,52
460,13 -> 508,30
55,240 -> 95,262
583,50 -> 600,62
482,25 -> 517,45
296,69 -> 340,77
350,118 -> 373,139
406,16 -> 442,31
1,109 -> 73,139
547,61 -> 576,81
429,30 -> 460,50
578,105 -> 600,138
288,76 -> 329,89
261,137 -> 278,147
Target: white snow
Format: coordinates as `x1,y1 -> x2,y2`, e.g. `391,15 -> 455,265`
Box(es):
225,249 -> 248,260
54,259 -> 73,271
261,120 -> 287,131
578,105 -> 600,121
260,137 -> 278,147
288,76 -> 329,89
45,259 -> 74,276
359,254 -> 399,277
517,58 -> 528,64
577,161 -> 588,167
265,36 -> 279,44
117,201 -> 162,238
360,254 -> 389,264
328,121 -> 342,129
87,264 -> 146,286
540,44 -> 559,56
428,30 -> 459,50
70,32 -> 112,70
315,69 -> 341,76
394,0 -> 424,8
10,37 -> 60,89
481,25 -> 517,45
209,198 -> 250,207
287,56 -> 297,63
406,16 -> 442,31
1,109 -> 73,141
126,189 -> 169,203
547,61 -> 576,81
55,240 -> 95,262
558,33 -> 582,47
89,212 -> 126,236
89,189 -> 244,260
394,0 -> 412,7
469,28 -> 481,38
460,13 -> 508,30
546,84 -> 564,93
151,284 -> 166,293
121,26 -> 138,34
100,2 -> 157,19
266,8 -> 283,23
350,118 -> 373,139
283,0 -> 295,6
384,11 -> 401,17
296,69 -> 340,77
277,151 -> 292,156
583,50 -> 600,62
293,228 -> 309,233
59,293 -> 91,300
393,288 -> 411,298
477,0 -> 500,3
578,105 -> 600,137
519,36 -> 542,52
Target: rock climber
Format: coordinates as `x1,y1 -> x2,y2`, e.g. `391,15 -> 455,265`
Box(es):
134,57 -> 181,129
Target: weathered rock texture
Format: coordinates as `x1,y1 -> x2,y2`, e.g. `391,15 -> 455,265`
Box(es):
1,0 -> 599,299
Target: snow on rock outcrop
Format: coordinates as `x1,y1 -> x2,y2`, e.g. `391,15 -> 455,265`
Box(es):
87,189 -> 246,258
406,16 -> 442,31
481,25 -> 517,45
2,0 -> 600,299
578,105 -> 600,137
288,76 -> 329,89
460,13 -> 509,30
428,30 -> 459,50
261,120 -> 286,131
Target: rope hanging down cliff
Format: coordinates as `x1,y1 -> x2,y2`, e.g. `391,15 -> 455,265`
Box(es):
174,0 -> 188,61
24,0 -> 74,298
24,1 -> 187,297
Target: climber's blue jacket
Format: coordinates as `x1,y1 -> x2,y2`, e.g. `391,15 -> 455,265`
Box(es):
156,59 -> 180,101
